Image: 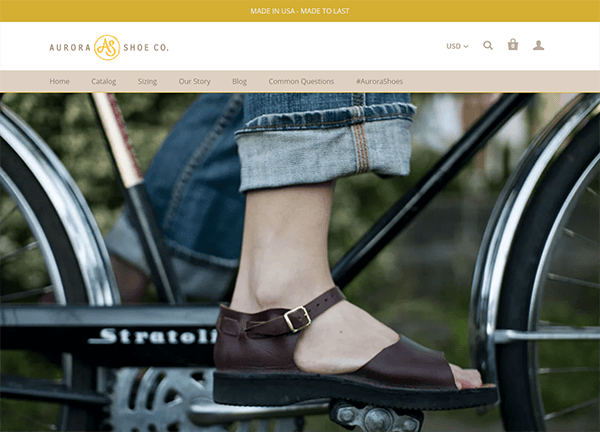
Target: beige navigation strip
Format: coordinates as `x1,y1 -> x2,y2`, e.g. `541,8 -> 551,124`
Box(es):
1,71 -> 598,92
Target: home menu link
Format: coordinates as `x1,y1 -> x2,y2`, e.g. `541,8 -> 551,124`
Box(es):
49,77 -> 71,86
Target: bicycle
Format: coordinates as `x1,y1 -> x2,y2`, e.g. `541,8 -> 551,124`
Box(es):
1,93 -> 598,432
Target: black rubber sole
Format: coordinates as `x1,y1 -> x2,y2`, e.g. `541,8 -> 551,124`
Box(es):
213,371 -> 499,411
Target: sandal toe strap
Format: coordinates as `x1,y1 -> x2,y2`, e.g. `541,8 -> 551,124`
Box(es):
357,336 -> 457,389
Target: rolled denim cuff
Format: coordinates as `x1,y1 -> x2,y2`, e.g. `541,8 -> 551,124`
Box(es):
235,103 -> 415,192
105,212 -> 237,300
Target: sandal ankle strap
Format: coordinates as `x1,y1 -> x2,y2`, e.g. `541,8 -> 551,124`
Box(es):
244,286 -> 345,338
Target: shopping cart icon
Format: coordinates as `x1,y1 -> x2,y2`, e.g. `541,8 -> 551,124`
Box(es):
508,38 -> 518,50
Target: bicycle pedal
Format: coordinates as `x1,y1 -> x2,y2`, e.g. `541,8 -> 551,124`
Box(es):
329,400 -> 424,432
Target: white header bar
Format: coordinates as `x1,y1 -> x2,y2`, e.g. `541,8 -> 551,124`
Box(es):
1,22 -> 598,71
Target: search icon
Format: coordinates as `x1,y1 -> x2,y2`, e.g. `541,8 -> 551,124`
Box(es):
483,41 -> 493,50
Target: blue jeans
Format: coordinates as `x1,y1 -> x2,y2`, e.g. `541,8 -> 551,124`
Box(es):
105,93 -> 415,298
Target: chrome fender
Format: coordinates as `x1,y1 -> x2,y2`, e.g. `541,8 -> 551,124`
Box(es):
469,93 -> 600,395
0,103 -> 120,306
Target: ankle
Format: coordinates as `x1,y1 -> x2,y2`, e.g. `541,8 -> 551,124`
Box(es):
231,271 -> 335,312
253,279 -> 335,310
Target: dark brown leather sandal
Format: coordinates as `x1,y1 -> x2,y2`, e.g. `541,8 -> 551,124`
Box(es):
213,287 -> 498,410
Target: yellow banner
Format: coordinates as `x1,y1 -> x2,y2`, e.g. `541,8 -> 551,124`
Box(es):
1,1 -> 599,22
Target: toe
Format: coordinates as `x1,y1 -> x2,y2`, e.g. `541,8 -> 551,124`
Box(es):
449,364 -> 483,389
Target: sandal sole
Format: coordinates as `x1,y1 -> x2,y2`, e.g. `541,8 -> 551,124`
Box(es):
213,371 -> 499,410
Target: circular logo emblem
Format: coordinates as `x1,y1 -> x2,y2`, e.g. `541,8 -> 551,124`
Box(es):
94,35 -> 120,61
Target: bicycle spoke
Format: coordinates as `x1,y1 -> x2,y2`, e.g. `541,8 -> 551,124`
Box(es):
256,420 -> 270,432
495,326 -> 600,343
1,285 -> 52,301
0,201 -> 19,225
586,186 -> 599,198
543,397 -> 599,421
548,273 -> 600,289
0,405 -> 57,430
563,228 -> 600,248
235,423 -> 251,432
0,240 -> 39,264
538,366 -> 599,375
539,320 -> 568,327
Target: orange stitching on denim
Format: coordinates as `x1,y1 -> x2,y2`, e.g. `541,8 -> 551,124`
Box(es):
350,105 -> 365,173
352,100 -> 369,174
352,93 -> 365,107
351,122 -> 364,173
358,125 -> 366,173
358,123 -> 369,172
351,105 -> 369,174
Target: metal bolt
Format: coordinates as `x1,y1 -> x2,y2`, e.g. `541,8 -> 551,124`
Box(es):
401,418 -> 419,432
337,407 -> 356,423
364,408 -> 393,432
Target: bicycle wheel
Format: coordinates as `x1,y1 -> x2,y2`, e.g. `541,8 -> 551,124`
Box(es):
496,115 -> 599,431
1,137 -> 106,431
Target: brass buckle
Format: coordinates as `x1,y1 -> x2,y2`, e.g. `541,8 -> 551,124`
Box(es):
283,306 -> 311,333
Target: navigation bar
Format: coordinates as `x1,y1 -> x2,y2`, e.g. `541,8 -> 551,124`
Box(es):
2,71 -> 598,92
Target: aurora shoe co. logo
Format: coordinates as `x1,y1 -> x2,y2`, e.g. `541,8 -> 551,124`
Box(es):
94,34 -> 120,60
48,34 -> 168,60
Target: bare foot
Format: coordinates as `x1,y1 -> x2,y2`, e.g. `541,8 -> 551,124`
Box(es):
237,297 -> 483,390
230,184 -> 483,390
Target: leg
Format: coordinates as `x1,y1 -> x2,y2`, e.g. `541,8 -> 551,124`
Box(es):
231,181 -> 335,312
110,255 -> 149,304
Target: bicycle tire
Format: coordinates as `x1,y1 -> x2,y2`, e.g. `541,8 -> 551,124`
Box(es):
496,114 -> 599,431
1,137 -> 105,431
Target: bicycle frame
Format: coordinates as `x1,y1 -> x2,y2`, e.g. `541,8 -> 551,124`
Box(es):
2,93 -> 598,414
91,93 -> 186,304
